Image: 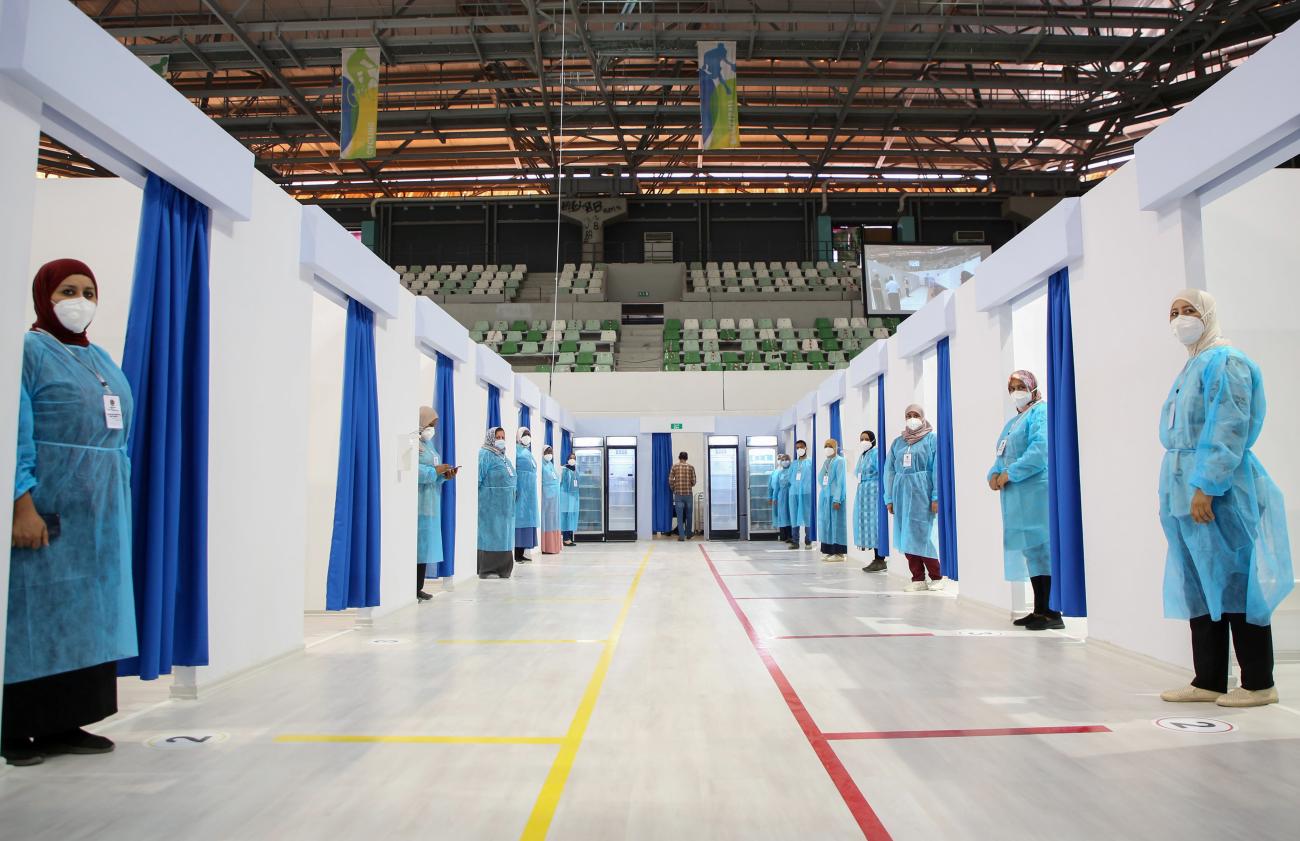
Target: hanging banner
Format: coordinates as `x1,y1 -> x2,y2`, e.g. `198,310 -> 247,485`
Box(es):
698,41 -> 739,150
340,48 -> 380,160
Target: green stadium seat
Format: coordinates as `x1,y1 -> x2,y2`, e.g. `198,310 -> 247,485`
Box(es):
506,330 -> 523,342
473,321 -> 490,332
584,319 -> 601,331
815,318 -> 831,329
521,342 -> 539,354
601,319 -> 618,331
534,364 -> 551,373
500,342 -> 519,355
561,341 -> 578,354
823,339 -> 841,352
807,350 -> 826,365
576,365 -> 594,373
510,320 -> 528,332
576,351 -> 595,366
526,330 -> 543,343
684,351 -> 702,365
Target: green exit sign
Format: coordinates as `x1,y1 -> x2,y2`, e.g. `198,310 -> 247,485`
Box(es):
638,291 -> 650,298
670,423 -> 683,430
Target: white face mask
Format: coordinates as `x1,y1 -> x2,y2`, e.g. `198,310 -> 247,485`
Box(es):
567,459 -> 576,467
905,417 -> 923,432
861,440 -> 873,451
420,428 -> 435,441
520,434 -> 532,447
796,447 -> 806,458
823,447 -> 836,459
54,298 -> 96,334
495,439 -> 507,451
543,453 -> 553,462
1010,390 -> 1033,408
1171,315 -> 1205,346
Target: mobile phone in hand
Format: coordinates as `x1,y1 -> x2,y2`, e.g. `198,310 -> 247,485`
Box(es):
41,512 -> 61,541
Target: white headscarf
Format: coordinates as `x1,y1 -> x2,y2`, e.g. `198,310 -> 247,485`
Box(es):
1171,288 -> 1230,357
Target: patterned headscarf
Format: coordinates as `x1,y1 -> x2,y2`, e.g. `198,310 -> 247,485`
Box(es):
902,404 -> 934,446
1171,288 -> 1231,357
482,426 -> 507,455
1009,370 -> 1043,412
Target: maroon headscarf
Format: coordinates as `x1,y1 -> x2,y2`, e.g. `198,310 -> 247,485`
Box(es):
31,258 -> 97,347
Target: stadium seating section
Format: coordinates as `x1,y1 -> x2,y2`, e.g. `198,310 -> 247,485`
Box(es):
686,260 -> 859,295
661,316 -> 898,372
398,263 -> 527,301
472,319 -> 621,373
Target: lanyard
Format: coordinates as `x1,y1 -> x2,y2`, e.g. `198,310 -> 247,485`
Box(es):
35,330 -> 113,394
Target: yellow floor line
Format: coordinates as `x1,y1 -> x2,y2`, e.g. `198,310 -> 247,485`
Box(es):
518,545 -> 653,841
275,734 -> 564,745
438,639 -> 608,645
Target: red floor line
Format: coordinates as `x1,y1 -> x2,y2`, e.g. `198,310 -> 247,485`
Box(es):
735,595 -> 873,600
824,725 -> 1112,741
772,633 -> 936,640
699,544 -> 893,841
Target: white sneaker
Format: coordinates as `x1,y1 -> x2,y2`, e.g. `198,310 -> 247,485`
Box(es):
1160,685 -> 1224,703
903,581 -> 929,592
1216,686 -> 1279,708
927,578 -> 945,591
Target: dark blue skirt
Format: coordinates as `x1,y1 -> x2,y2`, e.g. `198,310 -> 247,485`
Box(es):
514,527 -> 538,548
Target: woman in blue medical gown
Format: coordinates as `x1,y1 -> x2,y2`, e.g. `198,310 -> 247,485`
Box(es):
817,439 -> 848,561
4,259 -> 136,767
417,406 -> 455,601
786,441 -> 814,548
988,371 -> 1058,630
560,453 -> 580,545
539,446 -> 562,555
513,427 -> 539,563
769,454 -> 791,544
885,405 -> 942,592
855,431 -> 885,573
1159,290 -> 1292,708
477,427 -> 516,579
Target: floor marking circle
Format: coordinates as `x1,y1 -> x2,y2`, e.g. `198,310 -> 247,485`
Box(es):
955,630 -> 1004,637
1153,717 -> 1235,734
145,731 -> 230,750
369,638 -> 405,646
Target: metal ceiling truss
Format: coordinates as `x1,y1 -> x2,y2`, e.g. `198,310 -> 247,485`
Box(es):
59,0 -> 1300,197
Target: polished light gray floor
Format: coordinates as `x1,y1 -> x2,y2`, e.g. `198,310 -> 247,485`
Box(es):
2,539 -> 1297,841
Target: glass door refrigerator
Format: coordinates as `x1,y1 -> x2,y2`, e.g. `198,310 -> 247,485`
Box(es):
604,436 -> 638,541
574,437 -> 605,542
707,435 -> 740,540
745,435 -> 778,540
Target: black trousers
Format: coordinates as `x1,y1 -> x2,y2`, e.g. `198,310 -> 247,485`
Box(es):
779,526 -> 791,542
1030,575 -> 1058,617
417,563 -> 427,592
1190,613 -> 1274,693
3,661 -> 118,740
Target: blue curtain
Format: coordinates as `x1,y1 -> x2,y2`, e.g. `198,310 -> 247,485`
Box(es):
487,384 -> 501,428
433,352 -> 457,579
651,433 -> 673,533
829,399 -> 842,449
809,415 -> 818,542
876,374 -> 890,555
545,419 -> 554,447
119,173 -> 211,680
935,338 -> 959,581
561,429 -> 573,463
519,403 -> 530,430
1048,268 -> 1088,616
325,298 -> 383,610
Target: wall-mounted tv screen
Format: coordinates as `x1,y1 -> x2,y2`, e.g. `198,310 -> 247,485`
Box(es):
863,245 -> 991,315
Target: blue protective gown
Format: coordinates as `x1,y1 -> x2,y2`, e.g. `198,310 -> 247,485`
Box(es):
417,443 -> 448,567
884,433 -> 939,557
853,449 -> 880,550
988,402 -> 1050,581
514,444 -> 539,548
8,332 -> 138,685
559,466 -> 580,533
477,447 -> 516,552
541,460 -> 561,533
769,465 -> 791,529
817,454 -> 849,548
788,456 -> 814,528
1160,346 -> 1293,626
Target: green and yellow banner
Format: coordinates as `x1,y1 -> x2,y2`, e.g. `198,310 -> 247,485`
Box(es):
340,47 -> 379,160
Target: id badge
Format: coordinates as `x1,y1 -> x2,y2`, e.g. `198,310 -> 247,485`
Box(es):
796,472 -> 802,481
902,452 -> 913,469
996,439 -> 1008,457
103,395 -> 124,430
1167,403 -> 1176,430
822,475 -> 830,486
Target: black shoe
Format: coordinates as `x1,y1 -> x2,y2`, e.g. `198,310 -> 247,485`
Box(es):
517,555 -> 532,563
1012,613 -> 1039,627
33,729 -> 114,756
804,541 -> 812,548
863,559 -> 887,573
677,535 -> 684,541
1025,613 -> 1065,631
417,590 -> 433,602
786,541 -> 799,549
2,738 -> 44,767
